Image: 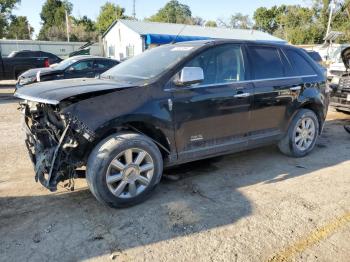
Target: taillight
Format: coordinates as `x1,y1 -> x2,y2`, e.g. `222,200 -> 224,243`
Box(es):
44,58 -> 50,67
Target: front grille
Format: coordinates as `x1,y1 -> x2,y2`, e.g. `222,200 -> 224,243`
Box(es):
339,76 -> 350,92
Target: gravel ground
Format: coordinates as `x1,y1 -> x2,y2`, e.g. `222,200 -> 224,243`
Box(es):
0,86 -> 350,262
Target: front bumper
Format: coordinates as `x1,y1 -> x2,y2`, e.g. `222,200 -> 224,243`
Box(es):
330,95 -> 350,112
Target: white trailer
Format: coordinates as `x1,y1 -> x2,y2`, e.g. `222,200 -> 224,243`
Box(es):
0,39 -> 102,57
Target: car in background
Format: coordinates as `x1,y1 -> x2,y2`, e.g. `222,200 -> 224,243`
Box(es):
330,46 -> 350,112
0,50 -> 50,80
14,40 -> 329,207
16,55 -> 119,87
8,50 -> 62,65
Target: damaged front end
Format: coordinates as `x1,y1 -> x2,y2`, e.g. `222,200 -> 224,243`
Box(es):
20,101 -> 91,191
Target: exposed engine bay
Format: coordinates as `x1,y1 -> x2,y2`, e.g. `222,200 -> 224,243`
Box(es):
20,101 -> 92,191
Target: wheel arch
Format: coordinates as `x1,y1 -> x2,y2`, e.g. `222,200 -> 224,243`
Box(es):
87,120 -> 173,161
298,101 -> 325,134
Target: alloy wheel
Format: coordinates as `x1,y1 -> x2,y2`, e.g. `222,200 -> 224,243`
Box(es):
106,148 -> 154,198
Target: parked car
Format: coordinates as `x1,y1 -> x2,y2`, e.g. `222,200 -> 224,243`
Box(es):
16,56 -> 119,87
14,40 -> 329,208
8,50 -> 62,65
329,46 -> 350,112
0,50 -> 50,80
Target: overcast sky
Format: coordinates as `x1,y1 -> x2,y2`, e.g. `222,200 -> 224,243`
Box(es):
13,0 -> 308,37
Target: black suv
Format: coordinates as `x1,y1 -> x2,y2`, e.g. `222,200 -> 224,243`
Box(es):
14,40 -> 329,207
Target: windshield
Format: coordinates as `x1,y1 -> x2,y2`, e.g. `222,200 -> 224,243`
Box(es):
53,57 -> 79,70
101,45 -> 198,82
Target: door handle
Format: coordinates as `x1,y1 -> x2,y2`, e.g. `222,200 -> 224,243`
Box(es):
234,92 -> 250,98
290,86 -> 302,91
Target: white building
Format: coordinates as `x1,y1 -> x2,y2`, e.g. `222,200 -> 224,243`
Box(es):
102,19 -> 286,61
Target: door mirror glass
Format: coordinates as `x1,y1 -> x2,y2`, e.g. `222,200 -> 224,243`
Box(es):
175,67 -> 204,86
67,66 -> 75,72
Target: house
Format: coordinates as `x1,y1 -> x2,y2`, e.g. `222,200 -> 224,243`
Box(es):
102,19 -> 286,61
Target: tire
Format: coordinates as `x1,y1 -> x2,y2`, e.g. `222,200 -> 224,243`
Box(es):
86,132 -> 163,208
278,109 -> 319,157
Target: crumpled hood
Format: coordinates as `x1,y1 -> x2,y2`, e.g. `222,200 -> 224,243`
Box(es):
20,67 -> 57,78
341,46 -> 350,69
14,78 -> 135,105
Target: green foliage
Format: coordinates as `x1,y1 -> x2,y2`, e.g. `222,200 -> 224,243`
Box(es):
6,15 -> 33,39
205,20 -> 217,27
38,0 -> 72,40
147,0 -> 192,24
0,0 -> 20,38
96,2 -> 128,34
253,1 -> 350,44
71,16 -> 98,42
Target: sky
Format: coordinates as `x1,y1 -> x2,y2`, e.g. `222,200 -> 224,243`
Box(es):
13,0 -> 309,37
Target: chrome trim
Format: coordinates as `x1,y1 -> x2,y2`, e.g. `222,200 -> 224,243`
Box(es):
234,92 -> 250,98
13,93 -> 59,105
164,74 -> 318,91
290,86 -> 302,91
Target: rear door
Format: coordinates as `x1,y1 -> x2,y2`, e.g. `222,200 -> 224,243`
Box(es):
170,44 -> 254,161
247,45 -> 301,142
64,59 -> 94,79
93,59 -> 117,75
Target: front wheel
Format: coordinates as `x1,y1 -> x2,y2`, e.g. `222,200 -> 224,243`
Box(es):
86,132 -> 163,208
278,109 -> 319,157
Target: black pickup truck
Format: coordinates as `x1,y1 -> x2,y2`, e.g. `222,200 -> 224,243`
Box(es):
0,50 -> 50,80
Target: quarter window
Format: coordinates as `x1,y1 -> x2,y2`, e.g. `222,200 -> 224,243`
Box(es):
70,60 -> 93,71
285,49 -> 317,76
184,44 -> 245,85
249,46 -> 285,79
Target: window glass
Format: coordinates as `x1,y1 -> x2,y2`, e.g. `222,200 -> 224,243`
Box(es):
13,52 -> 32,58
70,60 -> 93,71
249,46 -> 285,79
184,44 -> 245,85
94,60 -> 112,69
285,49 -> 317,75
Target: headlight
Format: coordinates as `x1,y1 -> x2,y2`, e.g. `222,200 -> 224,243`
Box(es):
19,76 -> 37,86
331,76 -> 340,85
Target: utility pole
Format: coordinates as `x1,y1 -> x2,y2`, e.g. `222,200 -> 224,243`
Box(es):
65,9 -> 70,42
326,0 -> 336,38
132,0 -> 136,19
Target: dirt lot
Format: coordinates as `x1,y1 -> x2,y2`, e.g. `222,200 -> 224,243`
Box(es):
1,84 -> 350,262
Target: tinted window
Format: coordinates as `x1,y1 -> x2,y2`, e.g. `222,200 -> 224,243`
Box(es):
69,60 -> 93,71
13,52 -> 33,58
286,49 -> 317,75
94,60 -> 114,69
184,44 -> 245,85
249,46 -> 285,79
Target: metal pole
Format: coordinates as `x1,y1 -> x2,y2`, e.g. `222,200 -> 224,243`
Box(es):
326,0 -> 335,38
65,9 -> 70,42
132,0 -> 136,19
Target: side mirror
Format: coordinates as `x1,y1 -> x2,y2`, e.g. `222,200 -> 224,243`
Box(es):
175,67 -> 204,86
67,66 -> 75,72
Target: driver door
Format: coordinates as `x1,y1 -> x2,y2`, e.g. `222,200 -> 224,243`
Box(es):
169,44 -> 253,161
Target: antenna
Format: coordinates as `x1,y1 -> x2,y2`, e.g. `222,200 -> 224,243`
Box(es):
132,0 -> 136,19
172,24 -> 187,44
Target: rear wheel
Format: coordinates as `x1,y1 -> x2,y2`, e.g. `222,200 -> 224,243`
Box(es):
278,109 -> 319,157
86,132 -> 163,208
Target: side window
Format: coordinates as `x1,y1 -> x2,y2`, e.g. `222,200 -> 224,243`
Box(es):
94,60 -> 112,69
15,52 -> 32,58
285,49 -> 317,76
184,44 -> 245,85
248,46 -> 285,79
69,60 -> 93,71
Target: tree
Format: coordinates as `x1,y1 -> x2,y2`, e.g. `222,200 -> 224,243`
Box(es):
147,0 -> 192,24
0,0 -> 21,38
71,16 -> 98,42
96,2 -> 128,34
253,6 -> 286,34
6,15 -> 33,39
38,0 -> 73,40
205,20 -> 217,27
191,16 -> 204,26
